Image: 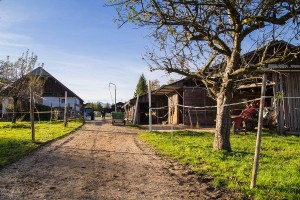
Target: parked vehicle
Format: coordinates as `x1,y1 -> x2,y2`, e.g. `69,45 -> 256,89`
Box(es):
84,108 -> 95,120
232,101 -> 276,133
232,101 -> 259,132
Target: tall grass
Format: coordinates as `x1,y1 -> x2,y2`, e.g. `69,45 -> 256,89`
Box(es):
0,120 -> 83,168
140,131 -> 300,199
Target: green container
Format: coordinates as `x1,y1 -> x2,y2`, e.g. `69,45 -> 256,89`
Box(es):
111,112 -> 125,119
111,112 -> 125,125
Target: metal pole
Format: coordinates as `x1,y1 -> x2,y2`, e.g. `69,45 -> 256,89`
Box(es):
148,80 -> 152,131
250,73 -> 267,189
109,83 -> 117,112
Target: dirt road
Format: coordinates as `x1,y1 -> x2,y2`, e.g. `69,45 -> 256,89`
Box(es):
0,119 -> 232,199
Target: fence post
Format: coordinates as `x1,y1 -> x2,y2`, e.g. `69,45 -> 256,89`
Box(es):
64,91 -> 68,127
279,74 -> 284,134
30,85 -> 35,141
250,73 -> 267,189
148,80 -> 152,131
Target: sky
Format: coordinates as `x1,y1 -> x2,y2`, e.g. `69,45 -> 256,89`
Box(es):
0,0 -> 181,104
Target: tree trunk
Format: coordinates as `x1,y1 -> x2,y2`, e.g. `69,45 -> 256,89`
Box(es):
214,88 -> 233,152
12,97 -> 18,124
213,40 -> 241,152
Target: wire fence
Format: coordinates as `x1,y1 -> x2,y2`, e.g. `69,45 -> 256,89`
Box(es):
147,96 -> 300,130
0,109 -> 83,123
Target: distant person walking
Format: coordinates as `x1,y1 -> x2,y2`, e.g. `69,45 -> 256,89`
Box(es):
101,110 -> 106,119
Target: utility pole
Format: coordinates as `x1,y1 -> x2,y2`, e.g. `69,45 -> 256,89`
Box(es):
109,83 -> 117,112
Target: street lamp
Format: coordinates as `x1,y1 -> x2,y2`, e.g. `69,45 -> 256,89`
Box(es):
109,82 -> 117,112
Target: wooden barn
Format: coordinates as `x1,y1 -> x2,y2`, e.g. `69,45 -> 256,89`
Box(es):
232,40 -> 300,133
125,41 -> 300,134
152,78 -> 216,126
30,67 -> 84,112
124,78 -> 217,126
266,66 -> 300,133
123,93 -> 168,125
1,67 -> 84,118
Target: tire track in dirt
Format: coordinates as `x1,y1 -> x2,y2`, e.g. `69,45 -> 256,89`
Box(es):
0,119 -> 235,200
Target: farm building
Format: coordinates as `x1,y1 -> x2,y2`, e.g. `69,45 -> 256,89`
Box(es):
125,40 -> 300,133
123,78 -> 216,126
1,67 -> 84,118
233,40 -> 300,133
123,92 -> 169,125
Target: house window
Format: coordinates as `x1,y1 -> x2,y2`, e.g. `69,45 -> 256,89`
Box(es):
61,99 -> 65,104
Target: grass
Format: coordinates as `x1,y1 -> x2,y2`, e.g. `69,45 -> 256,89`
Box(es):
0,120 -> 83,168
139,131 -> 300,199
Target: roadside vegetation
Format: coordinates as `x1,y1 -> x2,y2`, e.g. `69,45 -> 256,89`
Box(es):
0,120 -> 83,168
140,131 -> 300,199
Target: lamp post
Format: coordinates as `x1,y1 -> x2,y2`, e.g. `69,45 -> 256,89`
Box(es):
109,82 -> 117,112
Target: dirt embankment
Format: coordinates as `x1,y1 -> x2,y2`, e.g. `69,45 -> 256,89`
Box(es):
0,119 -> 234,199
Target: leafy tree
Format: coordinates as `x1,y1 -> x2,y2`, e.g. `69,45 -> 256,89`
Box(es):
98,102 -> 111,113
134,74 -> 148,97
95,102 -> 103,112
85,102 -> 103,112
111,1 -> 300,151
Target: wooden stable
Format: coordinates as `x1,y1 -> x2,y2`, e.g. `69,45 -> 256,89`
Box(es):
270,69 -> 300,133
233,41 -> 300,134
124,41 -> 300,133
123,94 -> 168,125
124,78 -> 217,126
183,87 -> 216,126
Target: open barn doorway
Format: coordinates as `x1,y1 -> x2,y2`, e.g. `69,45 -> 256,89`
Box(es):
139,103 -> 155,124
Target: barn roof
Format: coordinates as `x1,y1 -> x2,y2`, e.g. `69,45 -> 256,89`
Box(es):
30,67 -> 52,76
244,40 -> 300,69
152,85 -> 182,95
31,67 -> 84,102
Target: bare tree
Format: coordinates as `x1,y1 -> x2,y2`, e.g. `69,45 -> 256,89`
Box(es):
110,1 -> 300,151
0,51 -> 46,123
167,78 -> 177,85
150,79 -> 160,90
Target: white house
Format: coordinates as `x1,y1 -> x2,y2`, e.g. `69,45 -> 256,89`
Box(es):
30,67 -> 84,111
1,67 -> 84,116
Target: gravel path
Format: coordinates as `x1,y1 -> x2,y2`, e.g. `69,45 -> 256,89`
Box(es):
0,119 -> 233,200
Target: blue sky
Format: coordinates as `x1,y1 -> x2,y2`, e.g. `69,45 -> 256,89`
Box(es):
0,0 -> 181,103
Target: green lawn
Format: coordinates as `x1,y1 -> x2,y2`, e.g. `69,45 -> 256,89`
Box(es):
139,131 -> 300,200
0,120 -> 83,168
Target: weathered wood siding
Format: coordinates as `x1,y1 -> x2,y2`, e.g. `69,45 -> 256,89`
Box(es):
273,72 -> 300,132
183,87 -> 216,126
127,94 -> 168,125
168,93 -> 179,124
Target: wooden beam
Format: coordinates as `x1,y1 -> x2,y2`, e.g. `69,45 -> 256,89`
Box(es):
250,73 -> 267,189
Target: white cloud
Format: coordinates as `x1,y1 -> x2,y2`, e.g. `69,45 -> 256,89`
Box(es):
0,32 -> 34,47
